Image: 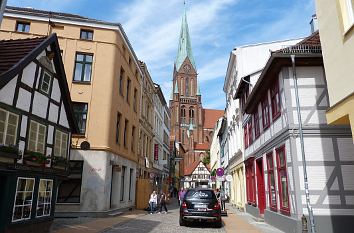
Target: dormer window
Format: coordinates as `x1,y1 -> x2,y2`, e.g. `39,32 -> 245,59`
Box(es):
39,71 -> 52,94
16,21 -> 30,33
80,29 -> 93,40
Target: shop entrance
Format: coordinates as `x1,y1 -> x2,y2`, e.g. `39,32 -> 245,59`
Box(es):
256,158 -> 266,215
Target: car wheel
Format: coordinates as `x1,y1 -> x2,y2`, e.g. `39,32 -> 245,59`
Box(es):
179,217 -> 186,226
214,220 -> 222,228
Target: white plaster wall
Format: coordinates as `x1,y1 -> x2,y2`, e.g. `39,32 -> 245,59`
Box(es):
16,88 -> 31,112
59,103 -> 70,128
0,77 -> 16,106
51,78 -> 61,102
296,137 -> 335,162
21,62 -> 36,87
32,91 -> 48,118
48,103 -> 59,123
20,115 -> 27,137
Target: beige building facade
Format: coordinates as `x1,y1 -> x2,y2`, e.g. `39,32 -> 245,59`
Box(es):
315,0 -> 354,140
0,6 -> 142,214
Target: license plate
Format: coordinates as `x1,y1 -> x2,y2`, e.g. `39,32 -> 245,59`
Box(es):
194,204 -> 207,209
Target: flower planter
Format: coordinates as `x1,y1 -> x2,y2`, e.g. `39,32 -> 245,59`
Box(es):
23,151 -> 49,167
51,156 -> 68,170
0,145 -> 21,160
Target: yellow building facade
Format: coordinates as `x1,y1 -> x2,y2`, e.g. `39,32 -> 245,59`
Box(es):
315,0 -> 354,140
0,6 -> 142,214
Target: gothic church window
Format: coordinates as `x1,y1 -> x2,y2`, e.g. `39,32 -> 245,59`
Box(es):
186,77 -> 189,96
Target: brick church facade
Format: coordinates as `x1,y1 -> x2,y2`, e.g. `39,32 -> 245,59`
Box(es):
169,8 -> 223,176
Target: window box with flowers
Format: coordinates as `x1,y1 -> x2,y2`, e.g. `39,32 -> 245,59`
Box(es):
23,151 -> 50,167
0,144 -> 21,160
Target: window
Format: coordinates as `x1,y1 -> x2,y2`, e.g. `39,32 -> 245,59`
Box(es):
120,166 -> 126,201
181,107 -> 186,124
254,112 -> 260,139
16,21 -> 30,33
57,161 -> 83,203
271,82 -> 281,120
267,153 -> 277,211
126,78 -> 131,103
186,77 -> 189,96
133,88 -> 138,112
262,95 -> 270,129
73,103 -> 88,134
119,67 -> 125,96
80,29 -> 93,40
28,121 -> 46,154
39,71 -> 52,94
182,130 -> 185,144
276,145 -> 290,214
245,161 -> 255,205
129,168 -> 133,201
0,108 -> 19,146
12,178 -> 35,222
339,0 -> 354,31
73,53 -> 93,82
116,112 -> 121,144
243,125 -> 248,148
36,179 -> 53,217
189,107 -> 194,124
54,130 -> 68,158
131,126 -> 135,151
123,119 -> 128,147
247,119 -> 253,145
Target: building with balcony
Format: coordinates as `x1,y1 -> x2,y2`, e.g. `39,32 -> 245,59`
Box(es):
0,34 -> 78,233
236,32 -> 354,233
0,6 -> 142,215
315,0 -> 354,141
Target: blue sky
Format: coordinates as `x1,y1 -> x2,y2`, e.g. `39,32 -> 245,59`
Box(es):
8,0 -> 315,110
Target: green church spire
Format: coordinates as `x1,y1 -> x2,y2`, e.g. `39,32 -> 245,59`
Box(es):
175,6 -> 196,71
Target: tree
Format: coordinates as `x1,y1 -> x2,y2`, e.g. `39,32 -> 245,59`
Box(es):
202,150 -> 210,165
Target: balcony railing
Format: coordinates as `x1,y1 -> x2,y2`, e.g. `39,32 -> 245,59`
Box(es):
278,44 -> 322,54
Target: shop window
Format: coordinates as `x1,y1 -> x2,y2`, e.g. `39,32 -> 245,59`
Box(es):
12,177 -> 35,222
276,145 -> 290,214
261,95 -> 270,129
57,161 -> 83,203
0,108 -> 19,146
267,153 -> 277,211
271,81 -> 281,120
120,166 -> 126,201
36,179 -> 53,217
129,168 -> 133,201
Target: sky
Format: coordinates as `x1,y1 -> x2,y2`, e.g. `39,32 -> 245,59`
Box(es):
7,0 -> 316,110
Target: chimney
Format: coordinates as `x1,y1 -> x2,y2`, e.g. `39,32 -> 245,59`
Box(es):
310,14 -> 318,34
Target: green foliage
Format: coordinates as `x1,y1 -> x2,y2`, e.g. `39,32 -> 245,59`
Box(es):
202,150 -> 210,164
0,145 -> 19,155
24,151 -> 49,163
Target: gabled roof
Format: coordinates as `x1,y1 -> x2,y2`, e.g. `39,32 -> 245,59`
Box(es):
0,34 -> 79,134
175,8 -> 196,71
184,161 -> 210,176
203,109 -> 224,129
0,37 -> 46,76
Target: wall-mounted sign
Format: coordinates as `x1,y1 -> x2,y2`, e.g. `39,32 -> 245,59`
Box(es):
225,174 -> 232,182
154,144 -> 159,161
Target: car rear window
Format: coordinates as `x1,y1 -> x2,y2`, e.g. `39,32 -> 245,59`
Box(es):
185,190 -> 215,199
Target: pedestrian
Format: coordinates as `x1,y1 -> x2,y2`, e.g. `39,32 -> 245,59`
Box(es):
149,190 -> 158,214
173,187 -> 178,198
220,189 -> 227,211
215,188 -> 221,205
179,188 -> 186,206
178,188 -> 182,205
158,191 -> 168,214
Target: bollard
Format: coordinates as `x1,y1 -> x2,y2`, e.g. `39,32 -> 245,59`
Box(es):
302,214 -> 308,233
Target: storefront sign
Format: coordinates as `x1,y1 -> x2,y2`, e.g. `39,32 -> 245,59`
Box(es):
154,144 -> 159,161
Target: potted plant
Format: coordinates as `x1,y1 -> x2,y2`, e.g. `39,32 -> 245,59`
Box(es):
51,155 -> 68,170
0,144 -> 21,159
23,151 -> 49,167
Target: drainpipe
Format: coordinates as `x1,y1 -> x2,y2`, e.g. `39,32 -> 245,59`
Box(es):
290,55 -> 316,233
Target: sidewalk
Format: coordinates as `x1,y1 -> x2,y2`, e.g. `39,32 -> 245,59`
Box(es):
50,209 -> 146,233
223,204 -> 284,233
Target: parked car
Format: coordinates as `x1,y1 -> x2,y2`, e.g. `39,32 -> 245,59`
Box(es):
179,188 -> 222,228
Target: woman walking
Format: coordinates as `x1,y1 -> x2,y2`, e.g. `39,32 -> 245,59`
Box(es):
149,191 -> 158,214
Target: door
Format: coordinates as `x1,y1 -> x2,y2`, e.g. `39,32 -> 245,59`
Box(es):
110,166 -> 120,208
256,158 -> 266,215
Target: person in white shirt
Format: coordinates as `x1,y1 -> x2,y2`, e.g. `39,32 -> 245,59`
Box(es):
149,191 -> 158,214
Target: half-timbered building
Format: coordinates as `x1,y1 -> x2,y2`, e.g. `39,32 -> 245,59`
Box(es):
183,161 -> 210,188
235,32 -> 354,233
0,34 -> 78,233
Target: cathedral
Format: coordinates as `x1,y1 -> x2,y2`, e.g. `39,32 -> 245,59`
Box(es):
169,8 -> 223,176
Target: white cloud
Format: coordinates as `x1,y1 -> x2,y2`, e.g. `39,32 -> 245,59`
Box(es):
198,57 -> 229,83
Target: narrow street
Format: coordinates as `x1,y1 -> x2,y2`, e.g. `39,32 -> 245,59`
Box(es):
51,199 -> 283,233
